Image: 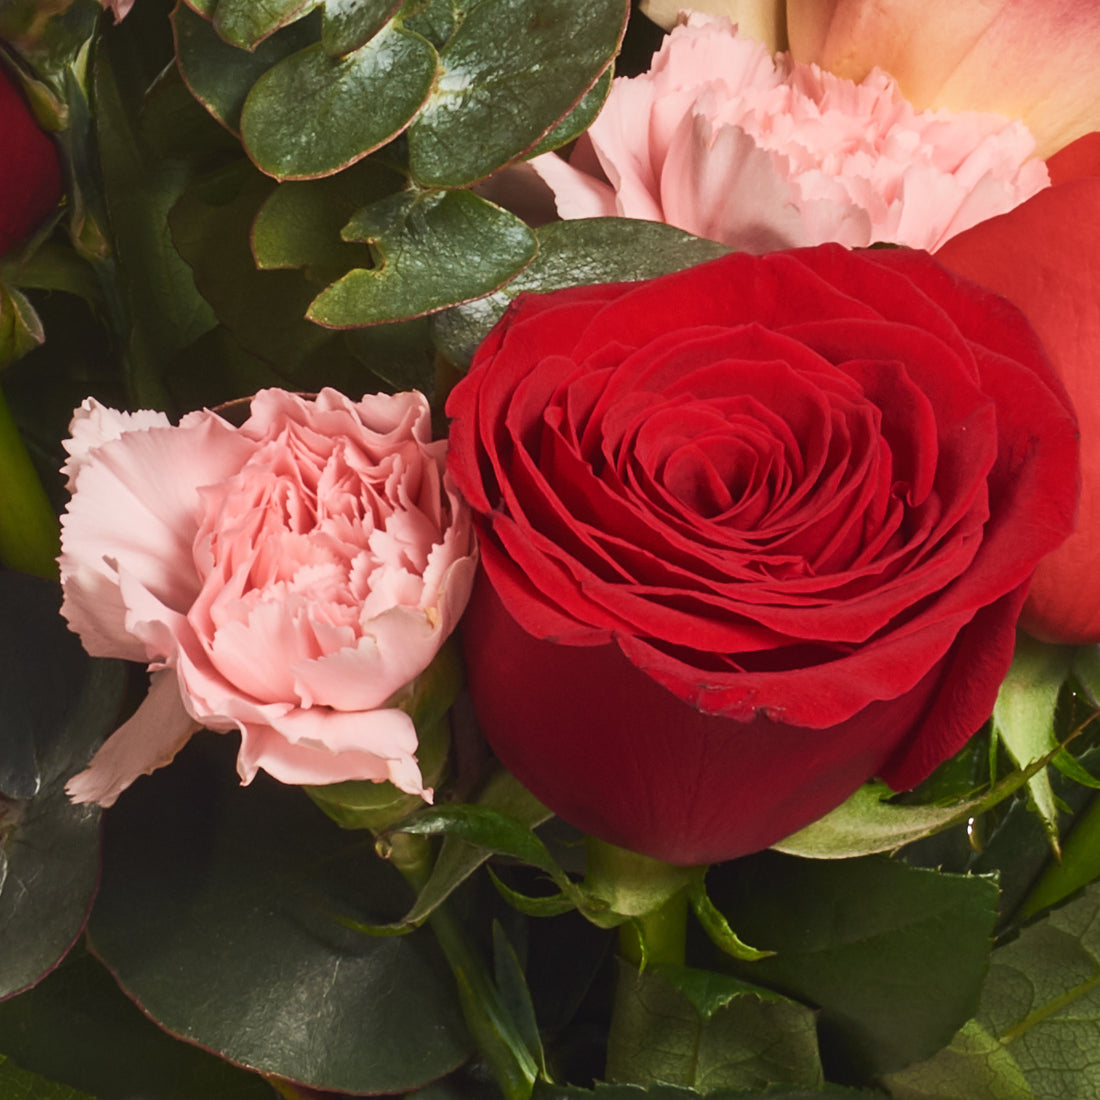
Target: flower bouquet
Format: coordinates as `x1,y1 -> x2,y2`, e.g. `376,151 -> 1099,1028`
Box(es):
2,1 -> 1100,1097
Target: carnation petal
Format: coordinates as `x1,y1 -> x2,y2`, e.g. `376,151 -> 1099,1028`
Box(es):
65,669 -> 202,807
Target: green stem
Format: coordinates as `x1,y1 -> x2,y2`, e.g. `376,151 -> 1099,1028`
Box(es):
387,832 -> 538,1100
617,886 -> 690,968
0,382 -> 58,579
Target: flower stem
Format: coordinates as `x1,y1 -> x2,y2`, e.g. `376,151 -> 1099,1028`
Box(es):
386,831 -> 538,1100
0,382 -> 58,578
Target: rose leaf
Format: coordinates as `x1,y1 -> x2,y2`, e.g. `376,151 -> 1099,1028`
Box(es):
0,573 -> 126,1001
879,1019 -> 1034,1100
87,734 -> 472,1094
977,882 -> 1100,1098
240,23 -> 438,180
603,962 -> 823,1093
704,853 -> 1000,1078
308,188 -> 538,326
172,1 -> 322,135
406,0 -> 630,187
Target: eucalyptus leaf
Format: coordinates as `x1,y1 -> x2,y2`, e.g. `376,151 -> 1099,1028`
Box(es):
173,1 -> 322,134
241,22 -> 438,180
525,67 -> 613,160
978,881 -> 1100,1098
210,0 -> 317,50
880,1019 -> 1034,1100
0,946 -> 274,1100
88,735 -> 471,1093
251,158 -> 403,279
532,1086 -> 878,1100
431,218 -> 728,366
309,188 -> 538,325
407,0 -> 629,186
605,962 -> 822,1093
322,0 -> 401,56
0,574 -> 125,1001
706,853 -> 1000,1078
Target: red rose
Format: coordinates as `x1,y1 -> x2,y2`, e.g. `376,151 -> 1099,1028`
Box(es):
446,246 -> 1078,865
938,133 -> 1100,643
0,65 -> 62,258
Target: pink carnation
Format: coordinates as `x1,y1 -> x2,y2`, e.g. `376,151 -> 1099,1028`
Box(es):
531,14 -> 1049,253
60,388 -> 477,807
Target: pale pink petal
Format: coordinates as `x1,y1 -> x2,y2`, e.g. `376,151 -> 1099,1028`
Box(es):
787,0 -> 1100,158
529,145 -> 620,220
66,670 -> 202,807
59,413 -> 255,661
532,15 -> 1046,255
61,398 -> 170,490
236,706 -> 428,796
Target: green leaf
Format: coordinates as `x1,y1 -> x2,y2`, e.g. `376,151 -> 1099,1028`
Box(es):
241,22 -> 438,180
1018,793 -> 1100,921
322,0 -> 402,56
374,767 -> 554,932
493,922 -> 547,1078
169,159 -> 367,380
604,962 -> 823,1093
431,218 -> 728,366
706,853 -> 1000,1078
992,634 -> 1076,851
0,946 -> 273,1100
1073,646 -> 1100,707
524,67 -> 613,160
88,734 -> 472,1093
209,0 -> 317,50
94,28 -> 219,408
309,188 -> 538,325
0,1054 -> 98,1100
251,157 -> 403,279
406,0 -> 629,186
881,1019 -> 1034,1100
488,866 -> 577,918
533,1086 -> 877,1100
0,574 -> 126,1000
0,283 -> 45,370
978,881 -> 1100,1098
173,1 -> 322,134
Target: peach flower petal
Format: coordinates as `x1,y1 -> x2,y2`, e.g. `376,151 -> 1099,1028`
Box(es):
787,0 -> 1100,159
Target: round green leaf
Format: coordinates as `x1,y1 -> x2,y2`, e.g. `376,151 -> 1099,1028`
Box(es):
431,218 -> 728,366
322,0 -> 401,56
173,1 -> 322,134
212,0 -> 317,50
251,158 -> 403,276
309,188 -> 537,325
407,0 -> 629,187
0,574 -> 126,1000
88,735 -> 472,1093
241,23 -> 439,180
524,67 -> 613,160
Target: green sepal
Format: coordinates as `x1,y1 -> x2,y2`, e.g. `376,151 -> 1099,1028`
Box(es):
689,877 -> 774,962
488,865 -> 578,918
992,633 -> 1076,852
